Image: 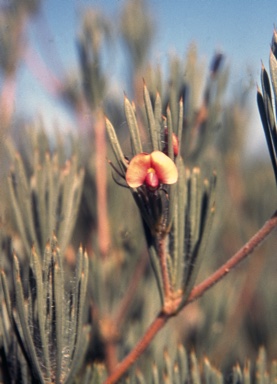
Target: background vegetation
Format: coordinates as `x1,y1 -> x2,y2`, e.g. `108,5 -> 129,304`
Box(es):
1,0 -> 277,383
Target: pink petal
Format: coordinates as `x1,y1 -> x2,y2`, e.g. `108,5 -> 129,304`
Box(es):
145,171 -> 159,190
126,153 -> 151,188
150,151 -> 178,184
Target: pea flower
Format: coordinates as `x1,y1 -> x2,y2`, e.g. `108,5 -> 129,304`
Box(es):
126,150 -> 178,190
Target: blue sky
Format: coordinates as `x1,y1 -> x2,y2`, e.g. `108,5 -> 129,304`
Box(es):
16,0 -> 277,154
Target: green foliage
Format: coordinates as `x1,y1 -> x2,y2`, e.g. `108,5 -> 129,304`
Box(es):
77,9 -> 111,107
4,127 -> 84,258
257,29 -> 277,186
0,238 -> 89,383
0,1 -> 277,383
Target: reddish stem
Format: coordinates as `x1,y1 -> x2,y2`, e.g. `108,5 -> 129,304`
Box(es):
104,210 -> 277,384
187,210 -> 277,304
0,74 -> 16,128
95,110 -> 110,257
105,341 -> 118,374
104,312 -> 168,384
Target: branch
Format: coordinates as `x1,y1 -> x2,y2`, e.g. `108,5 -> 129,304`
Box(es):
187,209 -> 277,304
104,312 -> 169,384
103,210 -> 277,384
95,110 -> 110,257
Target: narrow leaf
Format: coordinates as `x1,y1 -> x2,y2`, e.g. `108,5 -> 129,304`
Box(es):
177,98 -> 184,152
270,49 -> 277,117
106,118 -> 128,175
261,66 -> 277,137
143,83 -> 158,151
30,247 -> 51,377
154,92 -> 162,151
54,257 -> 64,383
124,96 -> 143,154
257,89 -> 277,183
166,107 -> 174,160
13,254 -> 45,383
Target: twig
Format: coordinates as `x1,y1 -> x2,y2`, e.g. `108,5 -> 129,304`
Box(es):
95,110 -> 110,257
0,74 -> 16,128
103,251 -> 148,373
187,209 -> 277,304
104,337 -> 119,374
103,210 -> 277,384
104,312 -> 169,384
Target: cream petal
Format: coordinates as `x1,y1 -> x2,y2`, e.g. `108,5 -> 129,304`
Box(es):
126,153 -> 151,188
150,151 -> 178,184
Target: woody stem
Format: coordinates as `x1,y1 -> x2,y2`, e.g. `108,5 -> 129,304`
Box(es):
104,210 -> 277,384
187,209 -> 277,304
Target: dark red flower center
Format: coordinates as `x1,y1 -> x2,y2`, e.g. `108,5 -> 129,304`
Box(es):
144,168 -> 159,190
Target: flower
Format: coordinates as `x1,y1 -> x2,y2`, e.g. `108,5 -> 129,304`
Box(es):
126,150 -> 178,190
